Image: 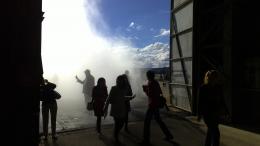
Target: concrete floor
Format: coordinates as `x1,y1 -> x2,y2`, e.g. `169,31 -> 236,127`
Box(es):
39,81 -> 260,146
39,107 -> 260,146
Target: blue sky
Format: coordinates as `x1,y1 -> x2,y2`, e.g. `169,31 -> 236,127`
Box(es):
42,0 -> 170,74
41,0 -> 172,116
99,0 -> 171,48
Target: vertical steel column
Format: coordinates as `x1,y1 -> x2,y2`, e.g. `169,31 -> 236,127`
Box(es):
192,0 -> 199,115
169,0 -> 174,105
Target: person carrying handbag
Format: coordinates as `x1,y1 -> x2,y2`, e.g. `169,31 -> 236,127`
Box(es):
140,70 -> 173,145
40,78 -> 61,141
91,77 -> 108,134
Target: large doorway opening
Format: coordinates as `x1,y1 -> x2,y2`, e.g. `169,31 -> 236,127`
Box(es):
41,0 -> 170,132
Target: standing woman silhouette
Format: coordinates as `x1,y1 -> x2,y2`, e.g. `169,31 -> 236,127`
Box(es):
91,77 -> 108,134
198,70 -> 229,146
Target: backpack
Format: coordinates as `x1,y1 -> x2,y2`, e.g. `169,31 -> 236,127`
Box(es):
40,87 -> 61,101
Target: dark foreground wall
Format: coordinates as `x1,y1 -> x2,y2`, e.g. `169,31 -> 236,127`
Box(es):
3,1 -> 43,145
232,1 -> 260,124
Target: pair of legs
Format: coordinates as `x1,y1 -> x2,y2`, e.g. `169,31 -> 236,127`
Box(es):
96,116 -> 101,133
124,112 -> 129,131
125,101 -> 130,131
204,118 -> 220,146
84,94 -> 91,110
113,117 -> 125,142
143,108 -> 173,143
42,101 -> 58,140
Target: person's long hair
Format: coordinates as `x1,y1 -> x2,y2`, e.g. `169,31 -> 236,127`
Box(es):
203,70 -> 220,85
116,75 -> 125,88
146,70 -> 155,81
97,77 -> 106,88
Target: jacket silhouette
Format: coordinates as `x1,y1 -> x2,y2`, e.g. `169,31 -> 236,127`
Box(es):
91,77 -> 108,133
40,79 -> 59,140
198,70 -> 228,146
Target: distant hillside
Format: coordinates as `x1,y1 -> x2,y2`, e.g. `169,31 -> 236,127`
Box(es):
132,67 -> 169,74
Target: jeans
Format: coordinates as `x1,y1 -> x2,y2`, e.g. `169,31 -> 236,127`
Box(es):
143,108 -> 172,142
42,101 -> 57,137
204,118 -> 220,146
124,112 -> 129,130
96,116 -> 101,133
113,117 -> 125,141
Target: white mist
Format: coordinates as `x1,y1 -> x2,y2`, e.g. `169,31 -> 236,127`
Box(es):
41,0 -> 147,123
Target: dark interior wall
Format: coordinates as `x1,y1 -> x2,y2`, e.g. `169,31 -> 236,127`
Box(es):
193,0 -> 227,114
232,1 -> 260,124
194,0 -> 260,125
3,0 -> 43,145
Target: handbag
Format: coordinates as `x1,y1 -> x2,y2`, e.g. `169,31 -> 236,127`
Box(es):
87,101 -> 94,111
52,90 -> 61,99
158,95 -> 166,108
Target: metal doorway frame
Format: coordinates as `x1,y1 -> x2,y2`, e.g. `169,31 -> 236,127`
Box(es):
169,0 -> 193,111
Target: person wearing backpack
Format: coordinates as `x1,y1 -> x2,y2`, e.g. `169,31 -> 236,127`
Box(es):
140,70 -> 173,145
40,78 -> 60,141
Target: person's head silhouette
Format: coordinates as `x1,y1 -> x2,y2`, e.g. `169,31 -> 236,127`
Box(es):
146,70 -> 155,81
125,70 -> 129,76
97,77 -> 106,87
85,69 -> 90,76
116,75 -> 125,88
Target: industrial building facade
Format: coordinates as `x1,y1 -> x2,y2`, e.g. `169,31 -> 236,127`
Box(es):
3,0 -> 259,145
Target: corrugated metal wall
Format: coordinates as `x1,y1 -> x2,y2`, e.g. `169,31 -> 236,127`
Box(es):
169,0 -> 193,111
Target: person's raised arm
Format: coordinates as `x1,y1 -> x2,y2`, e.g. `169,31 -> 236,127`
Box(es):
75,75 -> 84,84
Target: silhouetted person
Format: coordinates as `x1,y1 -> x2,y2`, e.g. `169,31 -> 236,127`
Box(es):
198,70 -> 228,146
40,79 -> 60,141
76,69 -> 95,110
91,77 -> 108,134
104,75 -> 134,143
123,71 -> 133,132
140,70 -> 173,145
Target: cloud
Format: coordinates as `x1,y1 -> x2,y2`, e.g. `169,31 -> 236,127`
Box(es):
129,22 -> 135,28
41,0 -> 168,119
42,0 -> 141,95
126,28 -> 131,32
154,28 -> 170,37
127,21 -> 143,31
150,28 -> 155,32
136,25 -> 143,31
133,42 -> 169,68
134,36 -> 139,40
